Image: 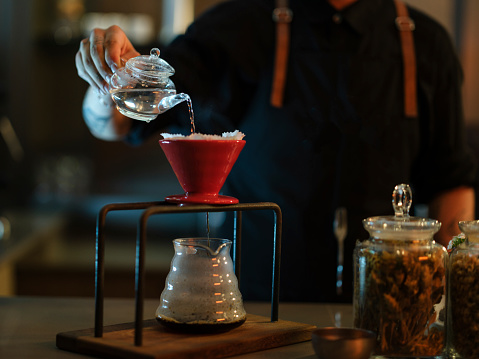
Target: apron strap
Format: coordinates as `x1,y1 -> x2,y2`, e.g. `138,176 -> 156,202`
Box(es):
270,0 -> 418,117
270,0 -> 292,108
394,0 -> 418,118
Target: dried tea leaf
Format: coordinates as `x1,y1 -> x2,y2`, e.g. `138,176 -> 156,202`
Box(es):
354,241 -> 446,356
450,251 -> 479,358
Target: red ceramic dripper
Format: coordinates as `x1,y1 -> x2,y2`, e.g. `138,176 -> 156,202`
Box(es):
159,139 -> 245,204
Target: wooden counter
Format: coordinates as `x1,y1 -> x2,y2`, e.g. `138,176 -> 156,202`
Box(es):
0,211 -> 65,295
0,296 -> 353,358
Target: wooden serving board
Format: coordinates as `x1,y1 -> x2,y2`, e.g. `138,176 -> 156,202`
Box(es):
56,314 -> 316,359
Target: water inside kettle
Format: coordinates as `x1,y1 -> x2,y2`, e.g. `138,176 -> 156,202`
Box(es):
110,88 -> 176,122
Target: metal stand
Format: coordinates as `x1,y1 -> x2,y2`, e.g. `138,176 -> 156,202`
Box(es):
93,201 -> 282,346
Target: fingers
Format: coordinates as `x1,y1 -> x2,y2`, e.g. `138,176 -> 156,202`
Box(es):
104,25 -> 140,70
76,31 -> 109,94
103,25 -> 125,71
75,47 -> 97,89
89,29 -> 111,84
76,26 -> 137,95
76,41 -> 106,94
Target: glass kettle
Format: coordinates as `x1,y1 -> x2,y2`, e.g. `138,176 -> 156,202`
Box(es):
109,48 -> 189,121
156,238 -> 247,333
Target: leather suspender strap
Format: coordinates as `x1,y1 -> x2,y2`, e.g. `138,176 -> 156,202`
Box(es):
394,0 -> 418,118
270,0 -> 292,108
270,0 -> 417,116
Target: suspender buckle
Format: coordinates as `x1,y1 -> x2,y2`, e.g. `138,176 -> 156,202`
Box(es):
273,7 -> 293,23
395,16 -> 415,31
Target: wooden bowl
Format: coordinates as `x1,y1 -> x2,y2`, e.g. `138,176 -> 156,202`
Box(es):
311,327 -> 376,359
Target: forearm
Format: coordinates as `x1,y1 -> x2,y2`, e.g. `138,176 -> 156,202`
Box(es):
82,86 -> 132,141
428,186 -> 475,246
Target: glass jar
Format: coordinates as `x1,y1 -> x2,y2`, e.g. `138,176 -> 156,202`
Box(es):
156,238 -> 246,333
354,184 -> 447,358
447,221 -> 479,358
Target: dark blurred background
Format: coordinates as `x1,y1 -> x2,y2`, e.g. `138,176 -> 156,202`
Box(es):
1,0 -> 226,213
0,0 -> 478,298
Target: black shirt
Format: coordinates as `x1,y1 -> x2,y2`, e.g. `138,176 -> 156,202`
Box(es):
126,0 -> 476,302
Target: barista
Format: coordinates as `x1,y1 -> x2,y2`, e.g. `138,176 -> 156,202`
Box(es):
76,0 -> 476,302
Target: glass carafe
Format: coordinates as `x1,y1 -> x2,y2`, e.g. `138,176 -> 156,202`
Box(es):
109,48 -> 188,121
156,238 -> 246,333
354,184 -> 447,358
447,220 -> 479,358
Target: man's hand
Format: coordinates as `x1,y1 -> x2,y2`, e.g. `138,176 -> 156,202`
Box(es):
75,25 -> 140,95
429,186 -> 476,247
76,26 -> 137,140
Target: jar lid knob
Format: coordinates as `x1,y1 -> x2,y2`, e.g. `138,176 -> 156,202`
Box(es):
392,184 -> 412,218
150,48 -> 161,58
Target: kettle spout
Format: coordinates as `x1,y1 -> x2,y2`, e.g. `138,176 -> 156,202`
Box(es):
158,93 -> 189,114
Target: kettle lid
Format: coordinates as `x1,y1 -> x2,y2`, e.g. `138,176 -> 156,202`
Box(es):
126,48 -> 175,78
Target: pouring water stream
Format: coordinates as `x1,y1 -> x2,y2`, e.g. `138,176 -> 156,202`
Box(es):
158,93 -> 196,133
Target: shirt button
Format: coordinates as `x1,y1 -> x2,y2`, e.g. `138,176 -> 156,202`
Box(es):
332,13 -> 342,24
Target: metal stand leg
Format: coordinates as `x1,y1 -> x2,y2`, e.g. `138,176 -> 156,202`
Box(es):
233,211 -> 242,283
94,201 -> 162,338
94,202 -> 282,346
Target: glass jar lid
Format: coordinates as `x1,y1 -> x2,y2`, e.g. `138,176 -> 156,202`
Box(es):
458,220 -> 479,234
125,48 -> 175,80
363,184 -> 441,240
458,220 -> 479,244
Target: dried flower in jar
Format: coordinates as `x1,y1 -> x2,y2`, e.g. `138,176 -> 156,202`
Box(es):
354,241 -> 446,357
450,251 -> 479,358
447,233 -> 466,253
